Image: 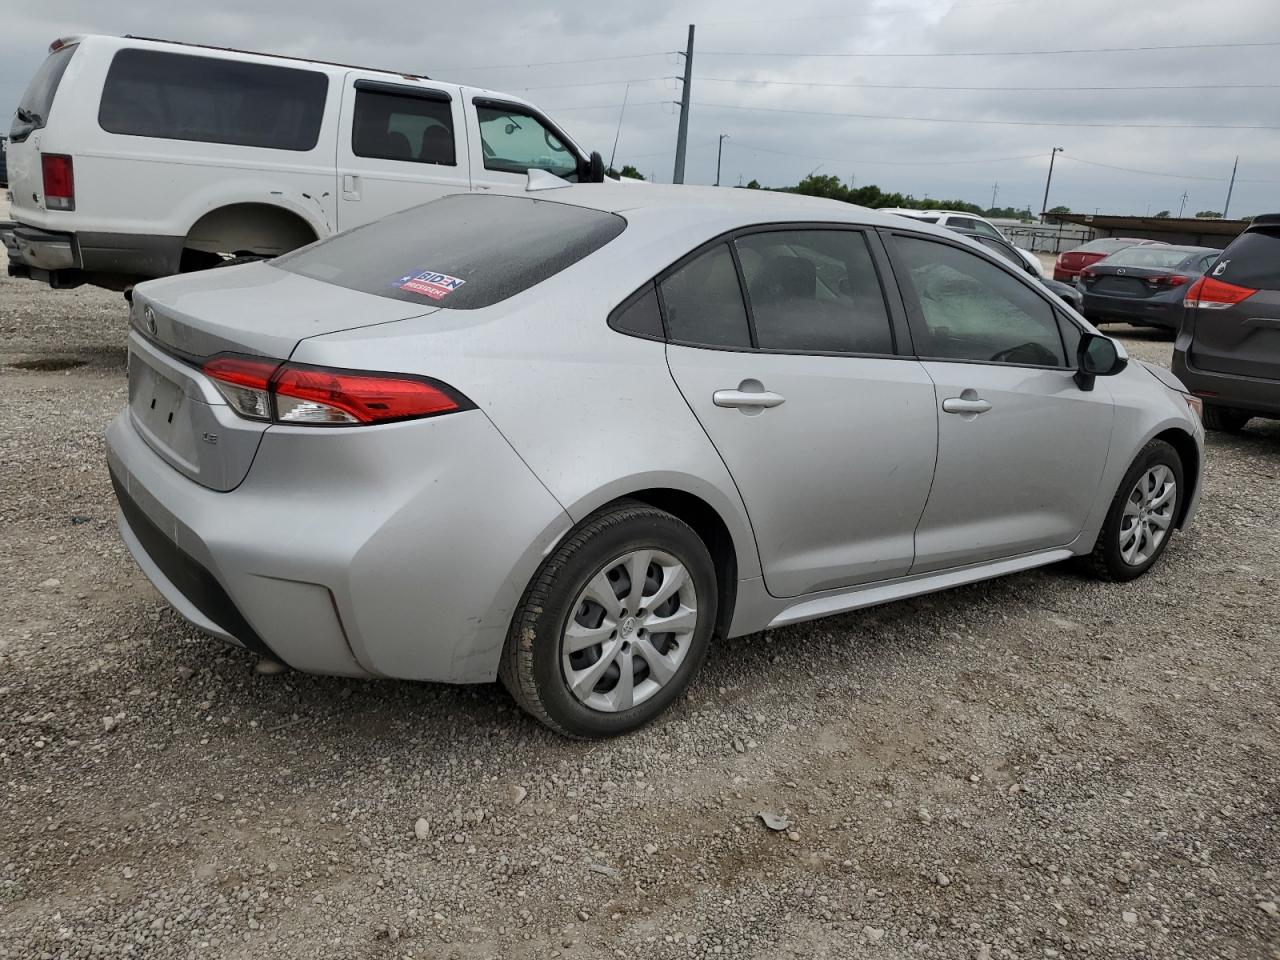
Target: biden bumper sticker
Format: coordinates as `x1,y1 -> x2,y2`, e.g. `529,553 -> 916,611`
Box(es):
395,269 -> 466,300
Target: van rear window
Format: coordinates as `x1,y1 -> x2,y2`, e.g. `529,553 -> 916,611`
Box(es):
273,194 -> 626,310
10,44 -> 77,142
98,49 -> 327,151
1215,228 -> 1280,290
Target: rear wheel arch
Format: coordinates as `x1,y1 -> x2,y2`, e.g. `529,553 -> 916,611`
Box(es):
181,203 -> 319,266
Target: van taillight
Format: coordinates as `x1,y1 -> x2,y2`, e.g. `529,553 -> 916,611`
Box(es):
1184,275 -> 1257,310
41,154 -> 75,211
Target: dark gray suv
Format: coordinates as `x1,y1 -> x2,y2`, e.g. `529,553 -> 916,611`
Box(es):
1172,214 -> 1280,432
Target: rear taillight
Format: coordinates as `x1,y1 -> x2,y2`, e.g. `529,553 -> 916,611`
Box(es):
201,355 -> 470,426
1147,274 -> 1191,287
41,154 -> 75,211
1081,269 -> 1096,280
1184,275 -> 1258,310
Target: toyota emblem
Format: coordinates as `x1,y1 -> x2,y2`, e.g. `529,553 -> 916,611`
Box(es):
144,305 -> 158,336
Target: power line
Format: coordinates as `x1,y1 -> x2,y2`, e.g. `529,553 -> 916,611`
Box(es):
694,75 -> 1280,93
698,40 -> 1280,58
730,142 -> 1046,166
433,52 -> 668,71
509,77 -> 668,92
695,101 -> 1280,130
700,0 -> 1048,24
548,100 -> 667,111
1062,155 -> 1280,184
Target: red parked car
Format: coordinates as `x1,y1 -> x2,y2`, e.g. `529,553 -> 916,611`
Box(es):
1054,238 -> 1165,283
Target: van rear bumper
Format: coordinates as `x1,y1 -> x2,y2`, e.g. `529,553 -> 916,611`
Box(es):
2,220 -> 183,287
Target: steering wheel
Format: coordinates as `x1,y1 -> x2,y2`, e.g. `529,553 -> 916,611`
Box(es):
544,129 -> 569,153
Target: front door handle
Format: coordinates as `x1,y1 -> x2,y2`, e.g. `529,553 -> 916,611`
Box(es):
713,385 -> 785,410
942,397 -> 992,415
342,174 -> 360,200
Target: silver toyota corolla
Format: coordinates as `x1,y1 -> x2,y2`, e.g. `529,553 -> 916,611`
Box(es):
106,183 -> 1204,738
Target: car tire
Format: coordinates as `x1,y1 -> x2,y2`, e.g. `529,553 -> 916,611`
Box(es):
499,500 -> 717,738
1083,439 -> 1184,583
1202,405 -> 1250,433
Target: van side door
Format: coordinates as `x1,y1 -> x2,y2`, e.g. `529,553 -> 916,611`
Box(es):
461,91 -> 584,194
335,73 -> 470,230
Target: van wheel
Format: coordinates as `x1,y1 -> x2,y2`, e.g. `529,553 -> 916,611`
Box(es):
1083,439 -> 1184,582
499,500 -> 716,738
1202,405 -> 1250,433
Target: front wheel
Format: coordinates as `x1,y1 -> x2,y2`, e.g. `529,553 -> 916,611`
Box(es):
1084,439 -> 1184,582
499,501 -> 717,738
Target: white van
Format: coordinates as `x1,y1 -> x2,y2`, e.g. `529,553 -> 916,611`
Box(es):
2,35 -> 607,289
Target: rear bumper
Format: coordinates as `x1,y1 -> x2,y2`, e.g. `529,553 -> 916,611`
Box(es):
2,220 -> 183,287
1082,292 -> 1181,329
1053,268 -> 1080,282
1171,349 -> 1280,417
105,405 -> 573,683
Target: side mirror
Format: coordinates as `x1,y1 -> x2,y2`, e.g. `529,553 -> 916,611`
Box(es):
1075,332 -> 1127,390
587,150 -> 607,183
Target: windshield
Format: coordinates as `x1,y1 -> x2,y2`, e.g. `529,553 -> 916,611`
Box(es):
1102,246 -> 1205,269
10,44 -> 77,141
274,194 -> 625,310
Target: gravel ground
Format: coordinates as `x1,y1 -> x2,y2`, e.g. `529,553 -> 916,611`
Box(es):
1,221 -> 1278,960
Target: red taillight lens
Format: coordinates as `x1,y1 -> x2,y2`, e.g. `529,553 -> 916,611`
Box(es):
201,355 -> 468,426
41,154 -> 75,211
1147,274 -> 1191,287
1081,269 -> 1096,280
272,364 -> 463,425
1184,275 -> 1258,310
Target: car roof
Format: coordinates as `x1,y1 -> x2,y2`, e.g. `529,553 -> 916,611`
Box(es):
528,183 -> 950,236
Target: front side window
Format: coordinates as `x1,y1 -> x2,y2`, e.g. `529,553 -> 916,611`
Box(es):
476,103 -> 578,179
98,49 -> 327,151
895,235 -> 1065,367
734,230 -> 894,354
352,88 -> 455,165
970,220 -> 1005,241
659,244 -> 752,348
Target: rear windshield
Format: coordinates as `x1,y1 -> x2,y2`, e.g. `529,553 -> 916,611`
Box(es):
10,44 -> 77,141
99,49 -> 328,151
1078,238 -> 1143,254
274,194 -> 626,310
1215,228 -> 1280,290
1102,247 -> 1203,269
903,214 -> 940,224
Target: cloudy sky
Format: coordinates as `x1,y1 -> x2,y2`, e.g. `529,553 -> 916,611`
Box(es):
5,0 -> 1279,216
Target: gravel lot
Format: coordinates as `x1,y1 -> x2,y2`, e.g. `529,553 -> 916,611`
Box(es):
2,213 -> 1278,960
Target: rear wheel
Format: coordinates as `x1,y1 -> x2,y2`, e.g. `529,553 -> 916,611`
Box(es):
1202,404 -> 1251,433
1084,439 -> 1184,582
500,501 -> 716,738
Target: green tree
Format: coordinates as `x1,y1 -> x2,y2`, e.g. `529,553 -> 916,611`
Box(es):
1195,210 -> 1222,219
745,178 -> 761,189
1048,205 -> 1071,215
1154,210 -> 1172,218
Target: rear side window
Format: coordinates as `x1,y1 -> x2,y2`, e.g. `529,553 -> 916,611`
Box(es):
352,86 -> 455,165
98,49 -> 327,151
10,44 -> 77,141
274,194 -> 625,310
734,229 -> 894,354
659,244 -> 752,349
1214,229 -> 1280,290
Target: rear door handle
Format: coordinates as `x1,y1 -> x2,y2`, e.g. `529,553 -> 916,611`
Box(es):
713,388 -> 786,410
942,397 -> 992,415
342,174 -> 360,200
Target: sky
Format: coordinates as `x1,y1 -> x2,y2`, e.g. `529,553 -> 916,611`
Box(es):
4,0 -> 1279,217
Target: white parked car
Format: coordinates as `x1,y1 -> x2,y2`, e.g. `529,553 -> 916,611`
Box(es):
1,35 -> 606,290
880,208 -> 1044,276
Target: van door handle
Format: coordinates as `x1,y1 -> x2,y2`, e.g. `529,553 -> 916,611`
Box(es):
713,388 -> 785,410
942,397 -> 992,415
342,174 -> 360,200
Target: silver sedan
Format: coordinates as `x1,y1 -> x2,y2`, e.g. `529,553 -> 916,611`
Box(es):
106,183 -> 1204,738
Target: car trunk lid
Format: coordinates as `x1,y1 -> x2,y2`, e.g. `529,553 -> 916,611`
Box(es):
128,264 -> 438,490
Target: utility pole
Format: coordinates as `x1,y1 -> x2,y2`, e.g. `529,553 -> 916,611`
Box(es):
1223,155 -> 1239,218
1040,146 -> 1063,218
672,25 -> 695,185
715,133 -> 729,186
990,182 -> 999,212
1178,190 -> 1190,218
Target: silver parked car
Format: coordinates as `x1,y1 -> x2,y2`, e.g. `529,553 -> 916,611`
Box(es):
106,183 -> 1205,737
